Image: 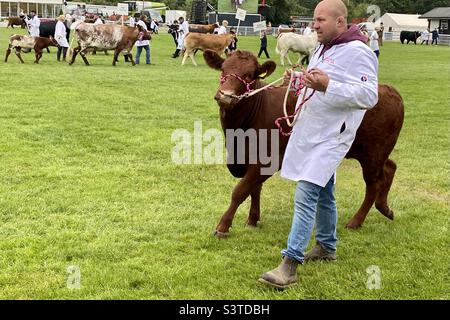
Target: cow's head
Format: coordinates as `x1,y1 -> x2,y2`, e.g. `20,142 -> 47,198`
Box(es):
137,24 -> 152,41
203,50 -> 276,109
48,35 -> 58,47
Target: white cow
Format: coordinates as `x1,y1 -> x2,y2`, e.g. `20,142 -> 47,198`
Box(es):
275,32 -> 318,66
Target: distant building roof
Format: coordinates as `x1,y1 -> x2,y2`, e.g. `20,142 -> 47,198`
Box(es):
419,7 -> 450,19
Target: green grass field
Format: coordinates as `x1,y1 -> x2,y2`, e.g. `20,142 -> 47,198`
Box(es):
0,27 -> 448,299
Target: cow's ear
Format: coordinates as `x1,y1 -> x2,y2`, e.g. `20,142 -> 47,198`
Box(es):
257,61 -> 276,79
203,50 -> 224,70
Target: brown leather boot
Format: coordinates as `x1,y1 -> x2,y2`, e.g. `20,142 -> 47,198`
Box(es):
304,242 -> 337,262
258,256 -> 299,290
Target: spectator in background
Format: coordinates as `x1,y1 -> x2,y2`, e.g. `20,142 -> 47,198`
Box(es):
150,19 -> 159,34
218,20 -> 228,34
378,22 -> 384,46
135,15 -> 151,65
228,28 -> 238,52
431,28 -> 439,45
258,31 -> 270,59
94,15 -> 103,25
128,15 -> 136,27
370,27 -> 380,58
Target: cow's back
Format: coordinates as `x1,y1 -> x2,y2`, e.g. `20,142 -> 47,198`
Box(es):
75,23 -> 125,49
185,33 -> 232,51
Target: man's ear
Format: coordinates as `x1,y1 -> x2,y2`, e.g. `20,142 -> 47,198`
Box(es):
203,50 -> 224,70
257,60 -> 276,79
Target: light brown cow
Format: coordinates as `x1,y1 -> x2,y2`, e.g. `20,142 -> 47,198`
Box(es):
182,33 -> 235,66
189,23 -> 218,34
5,35 -> 58,64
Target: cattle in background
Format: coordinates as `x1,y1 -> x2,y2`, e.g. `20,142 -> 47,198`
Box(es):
69,22 -> 151,66
400,31 -> 421,44
203,49 -> 404,236
182,33 -> 235,66
6,16 -> 26,29
189,23 -> 218,34
5,34 -> 58,63
276,32 -> 318,66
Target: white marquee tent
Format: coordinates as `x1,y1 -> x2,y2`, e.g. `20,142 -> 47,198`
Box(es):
376,13 -> 428,32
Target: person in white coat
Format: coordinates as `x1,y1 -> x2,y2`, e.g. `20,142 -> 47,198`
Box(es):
370,27 -> 380,58
303,22 -> 312,36
259,0 -> 378,289
25,10 -> 40,37
217,20 -> 228,34
54,15 -> 69,62
172,16 -> 189,58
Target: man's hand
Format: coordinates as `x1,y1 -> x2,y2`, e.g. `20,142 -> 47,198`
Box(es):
305,68 -> 330,92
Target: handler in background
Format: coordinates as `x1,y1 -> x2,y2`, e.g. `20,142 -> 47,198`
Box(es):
259,0 -> 379,290
25,10 -> 40,37
54,15 -> 69,62
172,16 -> 189,58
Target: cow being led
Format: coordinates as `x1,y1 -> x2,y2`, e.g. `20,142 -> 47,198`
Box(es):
69,22 -> 152,66
203,49 -> 404,237
5,34 -> 58,64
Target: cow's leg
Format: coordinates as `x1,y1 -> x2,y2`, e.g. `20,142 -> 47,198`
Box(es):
15,48 -> 24,63
215,168 -> 269,237
34,50 -> 42,63
112,49 -> 121,66
189,52 -> 198,66
246,183 -> 262,227
5,46 -> 12,62
79,49 -> 90,66
46,47 -> 50,53
68,46 -> 81,65
280,52 -> 286,66
345,160 -> 383,229
181,50 -> 189,65
374,159 -> 397,220
287,52 -> 294,66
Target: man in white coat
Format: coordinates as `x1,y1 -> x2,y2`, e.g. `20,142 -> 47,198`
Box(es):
259,0 -> 379,289
54,15 -> 70,62
25,10 -> 40,37
172,16 -> 189,58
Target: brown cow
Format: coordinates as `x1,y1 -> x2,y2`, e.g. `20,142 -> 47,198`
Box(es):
182,33 -> 235,66
69,22 -> 151,66
203,50 -> 404,237
5,35 -> 58,64
189,23 -> 217,34
6,16 -> 26,29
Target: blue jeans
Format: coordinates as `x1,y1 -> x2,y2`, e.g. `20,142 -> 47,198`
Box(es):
136,45 -> 150,64
281,176 -> 338,263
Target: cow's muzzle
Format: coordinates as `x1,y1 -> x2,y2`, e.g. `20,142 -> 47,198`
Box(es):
214,90 -> 239,107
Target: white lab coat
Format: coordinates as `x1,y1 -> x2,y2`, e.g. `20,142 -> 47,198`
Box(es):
26,16 -> 40,37
54,20 -> 69,48
177,21 -> 189,49
303,26 -> 312,36
135,20 -> 150,47
94,18 -> 103,25
218,25 -> 227,35
369,30 -> 379,51
281,40 -> 379,187
128,17 -> 136,27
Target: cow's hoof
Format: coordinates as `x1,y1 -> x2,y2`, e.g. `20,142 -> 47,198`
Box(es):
383,209 -> 394,221
245,220 -> 258,228
345,220 -> 362,230
213,230 -> 229,239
